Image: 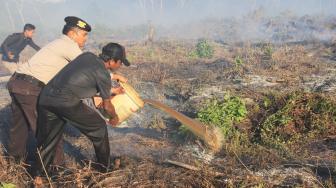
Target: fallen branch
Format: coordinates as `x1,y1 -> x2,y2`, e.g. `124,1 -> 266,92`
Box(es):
164,159 -> 199,171
164,159 -> 225,177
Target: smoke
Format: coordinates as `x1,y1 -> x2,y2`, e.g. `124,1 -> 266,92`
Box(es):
1,0 -> 336,43
34,0 -> 65,3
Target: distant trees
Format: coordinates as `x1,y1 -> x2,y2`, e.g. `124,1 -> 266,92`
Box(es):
137,0 -> 193,11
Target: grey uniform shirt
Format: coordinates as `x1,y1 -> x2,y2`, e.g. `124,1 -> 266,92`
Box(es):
39,52 -> 111,107
16,35 -> 82,84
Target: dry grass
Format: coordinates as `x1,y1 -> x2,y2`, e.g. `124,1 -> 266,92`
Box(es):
0,150 -> 266,187
0,149 -> 33,187
1,39 -> 336,187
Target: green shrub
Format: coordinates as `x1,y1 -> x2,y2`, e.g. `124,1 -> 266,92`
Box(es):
234,56 -> 244,66
197,94 -> 248,138
259,92 -> 336,152
188,50 -> 198,59
263,45 -> 273,57
0,183 -> 16,188
195,39 -> 214,58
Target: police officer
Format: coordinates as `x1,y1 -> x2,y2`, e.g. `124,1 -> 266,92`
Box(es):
35,43 -> 130,181
0,23 -> 40,73
6,16 -> 91,165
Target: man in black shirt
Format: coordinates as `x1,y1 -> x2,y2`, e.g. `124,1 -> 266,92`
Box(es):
34,43 -> 130,180
0,24 -> 40,73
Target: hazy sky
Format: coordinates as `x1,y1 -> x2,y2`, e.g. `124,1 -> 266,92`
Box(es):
0,0 -> 336,42
1,0 -> 336,29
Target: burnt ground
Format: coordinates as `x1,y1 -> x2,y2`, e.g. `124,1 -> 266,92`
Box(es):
0,41 -> 335,187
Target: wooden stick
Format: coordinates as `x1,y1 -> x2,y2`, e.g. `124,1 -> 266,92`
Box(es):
37,149 -> 53,188
164,159 -> 200,171
164,159 -> 225,177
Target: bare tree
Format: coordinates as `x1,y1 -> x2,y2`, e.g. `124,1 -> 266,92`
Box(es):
146,20 -> 155,44
32,4 -> 44,26
138,0 -> 144,9
14,0 -> 25,25
160,0 -> 163,10
150,0 -> 154,11
29,1 -> 49,33
179,0 -> 186,8
5,1 -> 15,30
251,0 -> 257,11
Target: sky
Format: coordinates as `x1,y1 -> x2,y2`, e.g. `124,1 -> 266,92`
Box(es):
1,0 -> 336,28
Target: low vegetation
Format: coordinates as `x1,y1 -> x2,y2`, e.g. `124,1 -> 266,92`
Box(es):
197,94 -> 248,139
1,38 -> 336,187
259,92 -> 336,155
195,39 -> 214,59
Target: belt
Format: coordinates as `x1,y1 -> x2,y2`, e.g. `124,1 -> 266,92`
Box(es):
12,72 -> 45,88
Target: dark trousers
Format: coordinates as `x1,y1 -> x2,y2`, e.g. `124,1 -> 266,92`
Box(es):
36,102 -> 110,173
8,92 -> 38,159
7,78 -> 64,164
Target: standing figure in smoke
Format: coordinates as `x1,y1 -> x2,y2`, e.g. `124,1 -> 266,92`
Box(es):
0,24 -> 40,73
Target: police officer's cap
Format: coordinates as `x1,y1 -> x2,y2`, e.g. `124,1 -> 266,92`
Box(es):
102,43 -> 130,66
64,16 -> 91,32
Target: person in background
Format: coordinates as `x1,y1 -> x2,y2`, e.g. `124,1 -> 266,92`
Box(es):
0,23 -> 40,73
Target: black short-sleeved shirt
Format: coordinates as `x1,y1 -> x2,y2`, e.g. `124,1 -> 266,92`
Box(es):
39,52 -> 111,107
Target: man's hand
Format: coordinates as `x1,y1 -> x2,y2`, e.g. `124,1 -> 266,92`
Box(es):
103,99 -> 116,115
112,74 -> 127,83
7,52 -> 14,60
108,116 -> 119,127
111,87 -> 125,95
103,99 -> 119,126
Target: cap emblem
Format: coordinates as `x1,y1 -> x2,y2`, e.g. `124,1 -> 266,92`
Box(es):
77,20 -> 86,28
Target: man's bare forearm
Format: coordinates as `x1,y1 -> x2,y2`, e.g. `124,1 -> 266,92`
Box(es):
103,99 -> 116,117
103,99 -> 119,126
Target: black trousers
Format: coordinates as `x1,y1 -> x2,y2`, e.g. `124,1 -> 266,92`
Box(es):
36,101 -> 110,173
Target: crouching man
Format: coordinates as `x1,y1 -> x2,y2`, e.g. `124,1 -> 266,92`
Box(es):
34,43 -> 130,183
6,16 -> 91,166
